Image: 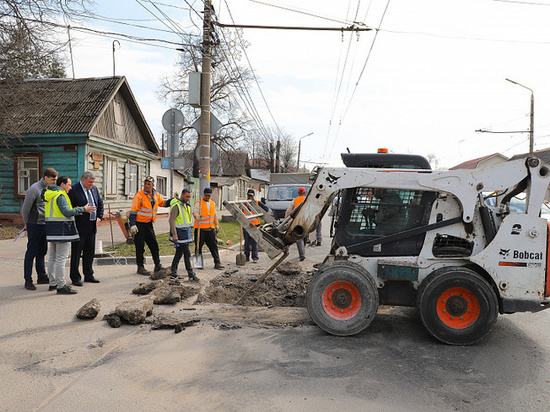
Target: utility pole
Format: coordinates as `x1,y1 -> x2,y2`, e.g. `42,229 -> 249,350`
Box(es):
297,132 -> 314,171
198,0 -> 213,194
275,139 -> 281,173
506,78 -> 535,155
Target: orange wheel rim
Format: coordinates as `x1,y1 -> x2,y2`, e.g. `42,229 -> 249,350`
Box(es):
436,286 -> 480,329
322,281 -> 361,320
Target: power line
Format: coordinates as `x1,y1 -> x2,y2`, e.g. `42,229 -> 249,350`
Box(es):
214,22 -> 371,31
221,0 -> 283,139
324,0 -> 391,160
249,0 -> 367,27
378,27 -> 550,45
6,15 -> 191,49
323,0 -> 365,159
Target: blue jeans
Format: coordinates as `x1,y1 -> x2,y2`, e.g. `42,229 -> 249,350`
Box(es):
24,223 -> 48,282
243,229 -> 259,261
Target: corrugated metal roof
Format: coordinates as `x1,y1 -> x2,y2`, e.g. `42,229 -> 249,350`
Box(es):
510,148 -> 550,165
449,153 -> 507,170
0,77 -> 122,135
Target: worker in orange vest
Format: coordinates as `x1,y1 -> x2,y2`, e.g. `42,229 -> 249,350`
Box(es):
129,176 -> 168,276
285,186 -> 307,261
193,187 -> 224,269
242,189 -> 268,263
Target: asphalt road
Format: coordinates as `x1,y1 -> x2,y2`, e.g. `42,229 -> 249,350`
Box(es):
1,216 -> 550,411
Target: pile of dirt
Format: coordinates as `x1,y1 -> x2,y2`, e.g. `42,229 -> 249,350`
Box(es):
196,263 -> 316,307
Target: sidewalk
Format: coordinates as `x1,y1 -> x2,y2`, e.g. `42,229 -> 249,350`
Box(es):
1,211 -> 332,272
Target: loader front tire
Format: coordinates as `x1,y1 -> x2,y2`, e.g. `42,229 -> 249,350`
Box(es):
418,267 -> 498,345
306,261 -> 378,336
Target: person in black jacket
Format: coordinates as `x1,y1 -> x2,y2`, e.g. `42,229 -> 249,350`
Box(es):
68,171 -> 104,286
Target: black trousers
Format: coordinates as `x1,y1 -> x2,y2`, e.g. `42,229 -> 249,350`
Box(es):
194,228 -> 220,264
171,243 -> 193,275
135,221 -> 160,268
70,220 -> 96,282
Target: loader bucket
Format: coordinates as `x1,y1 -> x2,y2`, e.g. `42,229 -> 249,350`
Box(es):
223,200 -> 287,259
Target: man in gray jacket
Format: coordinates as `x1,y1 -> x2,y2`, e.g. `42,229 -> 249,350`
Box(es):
20,168 -> 58,290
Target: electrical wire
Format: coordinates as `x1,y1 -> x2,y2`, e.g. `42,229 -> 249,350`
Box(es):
249,0 -> 366,27
221,0 -> 283,139
323,0 -> 365,159
4,15 -> 191,49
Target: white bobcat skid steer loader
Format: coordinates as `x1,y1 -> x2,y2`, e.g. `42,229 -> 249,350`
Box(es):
226,154 -> 550,345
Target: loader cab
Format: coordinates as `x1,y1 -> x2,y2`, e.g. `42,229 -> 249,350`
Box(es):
332,152 -> 437,257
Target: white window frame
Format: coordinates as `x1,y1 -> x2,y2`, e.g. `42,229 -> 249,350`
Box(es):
124,162 -> 139,195
16,154 -> 40,197
105,157 -> 118,196
156,176 -> 167,197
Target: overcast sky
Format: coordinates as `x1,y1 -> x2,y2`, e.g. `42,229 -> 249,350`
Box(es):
68,0 -> 550,169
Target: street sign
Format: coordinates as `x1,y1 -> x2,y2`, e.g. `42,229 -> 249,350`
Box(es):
195,143 -> 219,164
162,108 -> 184,134
192,113 -> 222,136
161,157 -> 170,169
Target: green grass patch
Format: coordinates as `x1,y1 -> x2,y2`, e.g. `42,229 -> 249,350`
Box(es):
0,225 -> 25,241
104,220 -> 244,257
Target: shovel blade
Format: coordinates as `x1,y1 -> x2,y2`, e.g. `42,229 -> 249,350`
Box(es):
236,253 -> 246,266
193,254 -> 203,269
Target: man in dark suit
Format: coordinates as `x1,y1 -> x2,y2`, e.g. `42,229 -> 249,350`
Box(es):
69,171 -> 104,285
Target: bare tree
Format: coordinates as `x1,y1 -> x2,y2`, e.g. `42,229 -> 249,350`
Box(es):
157,29 -> 256,159
425,153 -> 441,170
0,1 -> 90,161
247,127 -> 297,173
0,20 -> 66,80
1,1 -> 90,80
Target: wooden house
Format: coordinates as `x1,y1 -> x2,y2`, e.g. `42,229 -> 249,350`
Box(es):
0,76 -> 160,224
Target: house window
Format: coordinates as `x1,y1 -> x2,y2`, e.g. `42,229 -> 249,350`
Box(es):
157,176 -> 167,197
129,164 -> 138,194
124,163 -> 140,196
15,154 -> 41,197
105,157 -> 118,196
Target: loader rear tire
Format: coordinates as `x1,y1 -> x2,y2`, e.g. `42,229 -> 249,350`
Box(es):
418,267 -> 498,345
306,261 -> 378,336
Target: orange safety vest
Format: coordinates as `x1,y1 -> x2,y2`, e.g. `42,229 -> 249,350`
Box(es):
292,195 -> 306,210
194,198 -> 216,229
243,200 -> 260,226
132,190 -> 165,223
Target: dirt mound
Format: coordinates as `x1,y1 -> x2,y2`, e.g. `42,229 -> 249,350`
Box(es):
196,266 -> 316,307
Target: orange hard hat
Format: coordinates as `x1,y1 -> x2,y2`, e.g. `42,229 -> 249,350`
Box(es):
298,187 -> 306,194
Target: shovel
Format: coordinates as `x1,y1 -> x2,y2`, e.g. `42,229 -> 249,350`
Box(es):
193,207 -> 204,269
236,226 -> 246,266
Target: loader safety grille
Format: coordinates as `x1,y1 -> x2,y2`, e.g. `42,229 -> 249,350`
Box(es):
346,187 -> 425,236
432,234 -> 473,257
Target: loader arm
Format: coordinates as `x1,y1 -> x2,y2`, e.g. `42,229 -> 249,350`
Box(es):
286,157 -> 550,244
225,157 -> 550,260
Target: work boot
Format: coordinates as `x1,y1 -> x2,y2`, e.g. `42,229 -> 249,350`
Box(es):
37,277 -> 49,284
170,271 -> 185,280
299,256 -> 306,261
25,281 -> 36,291
188,273 -> 200,282
214,262 -> 224,270
48,285 -> 57,291
154,264 -> 164,273
137,266 -> 151,276
57,285 -> 77,295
